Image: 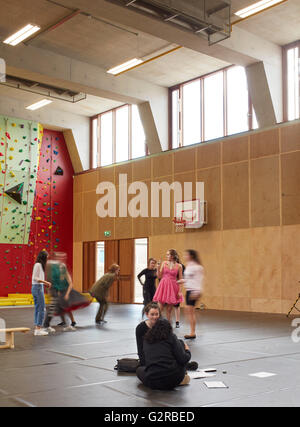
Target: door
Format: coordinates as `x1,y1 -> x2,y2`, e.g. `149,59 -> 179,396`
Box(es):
105,239 -> 135,303
82,241 -> 96,292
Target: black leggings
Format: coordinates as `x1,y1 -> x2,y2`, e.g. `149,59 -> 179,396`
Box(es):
136,366 -> 186,390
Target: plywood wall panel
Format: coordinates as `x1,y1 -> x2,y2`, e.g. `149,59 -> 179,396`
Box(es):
250,156 -> 280,227
250,227 -> 281,299
152,152 -> 173,178
192,231 -> 223,297
81,170 -> 99,192
115,162 -> 133,183
197,141 -> 221,169
197,167 -> 221,231
281,151 -> 300,225
251,298 -> 282,314
149,234 -> 183,262
131,179 -> 152,238
81,191 -> 98,242
174,148 -> 196,173
98,216 -> 115,241
222,229 -> 251,298
152,217 -> 173,236
222,135 -> 249,164
98,166 -> 115,184
281,225 -> 300,300
281,122 -> 300,153
132,158 -> 151,181
223,162 -> 249,230
73,192 -> 83,242
250,129 -> 279,159
223,296 -> 251,311
74,175 -> 83,193
174,171 -> 197,201
73,242 -> 83,292
115,217 -> 133,240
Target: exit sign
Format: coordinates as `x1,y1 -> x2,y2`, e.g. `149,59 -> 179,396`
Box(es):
104,231 -> 111,237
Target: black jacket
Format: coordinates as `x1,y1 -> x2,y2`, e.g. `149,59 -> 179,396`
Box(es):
143,333 -> 191,380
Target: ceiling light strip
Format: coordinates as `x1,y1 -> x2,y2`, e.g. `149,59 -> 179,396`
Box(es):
235,0 -> 287,19
108,46 -> 183,76
107,58 -> 144,75
26,99 -> 53,111
3,24 -> 41,46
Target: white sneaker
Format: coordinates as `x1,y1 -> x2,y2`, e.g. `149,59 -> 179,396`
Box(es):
63,325 -> 76,332
46,327 -> 56,333
34,328 -> 49,336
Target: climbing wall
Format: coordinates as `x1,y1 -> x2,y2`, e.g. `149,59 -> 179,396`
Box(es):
0,117 -> 41,244
0,117 -> 74,296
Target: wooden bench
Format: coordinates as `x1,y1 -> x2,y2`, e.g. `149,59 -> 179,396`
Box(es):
0,328 -> 30,349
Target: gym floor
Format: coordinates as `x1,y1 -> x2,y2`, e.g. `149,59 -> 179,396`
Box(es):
0,303 -> 299,407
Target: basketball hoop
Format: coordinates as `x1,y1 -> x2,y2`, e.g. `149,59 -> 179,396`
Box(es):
172,217 -> 186,233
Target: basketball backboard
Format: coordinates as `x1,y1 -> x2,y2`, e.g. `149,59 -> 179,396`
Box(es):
174,199 -> 207,229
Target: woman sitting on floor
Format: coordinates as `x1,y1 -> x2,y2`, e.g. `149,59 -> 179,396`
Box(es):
136,302 -> 161,367
136,318 -> 191,390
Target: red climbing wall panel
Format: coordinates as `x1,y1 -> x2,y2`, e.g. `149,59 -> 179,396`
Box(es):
0,129 -> 74,296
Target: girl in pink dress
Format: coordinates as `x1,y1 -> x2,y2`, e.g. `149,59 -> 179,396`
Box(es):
153,249 -> 183,323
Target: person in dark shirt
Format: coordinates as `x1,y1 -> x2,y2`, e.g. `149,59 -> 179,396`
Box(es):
136,318 -> 191,390
136,302 -> 161,366
137,258 -> 157,316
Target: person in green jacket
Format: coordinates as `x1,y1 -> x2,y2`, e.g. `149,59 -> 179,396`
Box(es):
89,264 -> 120,324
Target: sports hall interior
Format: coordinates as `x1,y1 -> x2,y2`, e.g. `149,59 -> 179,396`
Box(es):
1,0 -> 300,408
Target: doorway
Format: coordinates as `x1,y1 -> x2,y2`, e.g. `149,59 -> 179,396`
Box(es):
83,238 -> 149,304
134,238 -> 148,303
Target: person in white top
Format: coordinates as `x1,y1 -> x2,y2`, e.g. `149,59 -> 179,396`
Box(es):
178,249 -> 204,339
31,251 -> 51,336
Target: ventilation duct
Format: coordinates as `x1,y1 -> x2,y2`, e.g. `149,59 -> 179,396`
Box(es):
0,75 -> 86,103
106,0 -> 231,45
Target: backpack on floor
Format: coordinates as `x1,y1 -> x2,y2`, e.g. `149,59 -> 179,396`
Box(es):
114,358 -> 140,373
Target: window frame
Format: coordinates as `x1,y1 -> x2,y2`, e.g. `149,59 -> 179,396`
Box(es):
168,65 -> 255,150
90,104 -> 147,169
283,40 -> 300,122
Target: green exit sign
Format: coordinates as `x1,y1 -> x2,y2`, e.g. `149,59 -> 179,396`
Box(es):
104,231 -> 111,237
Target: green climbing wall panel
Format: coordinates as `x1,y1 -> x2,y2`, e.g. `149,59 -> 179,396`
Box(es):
0,116 -> 42,244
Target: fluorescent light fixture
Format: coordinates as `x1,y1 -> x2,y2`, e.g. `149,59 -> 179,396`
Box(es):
107,58 -> 143,75
26,99 -> 53,111
235,0 -> 285,18
3,24 -> 40,46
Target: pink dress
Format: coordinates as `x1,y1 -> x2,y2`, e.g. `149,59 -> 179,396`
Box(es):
153,264 -> 183,305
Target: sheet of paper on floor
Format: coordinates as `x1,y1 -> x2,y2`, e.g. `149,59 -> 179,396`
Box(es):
204,381 -> 228,389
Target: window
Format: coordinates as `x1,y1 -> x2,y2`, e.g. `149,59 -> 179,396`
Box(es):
92,117 -> 98,169
227,66 -> 249,135
100,111 -> 113,167
204,72 -> 224,141
116,105 -> 129,163
183,80 -> 201,146
286,44 -> 300,121
172,89 -> 180,149
91,104 -> 147,168
132,105 -> 146,159
170,65 -> 256,149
